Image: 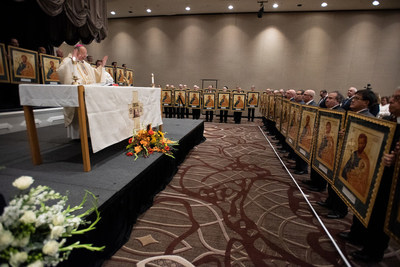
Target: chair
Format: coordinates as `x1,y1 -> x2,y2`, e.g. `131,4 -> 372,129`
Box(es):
136,255 -> 194,267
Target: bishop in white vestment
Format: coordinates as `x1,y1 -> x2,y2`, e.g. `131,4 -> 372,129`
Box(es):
57,44 -> 108,139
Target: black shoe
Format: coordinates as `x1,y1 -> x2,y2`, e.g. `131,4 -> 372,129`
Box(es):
307,185 -> 325,192
294,170 -> 308,175
316,201 -> 331,209
351,250 -> 383,262
326,211 -> 345,219
301,179 -> 313,185
337,232 -> 362,246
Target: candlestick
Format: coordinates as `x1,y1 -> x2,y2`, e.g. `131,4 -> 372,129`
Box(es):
72,57 -> 78,85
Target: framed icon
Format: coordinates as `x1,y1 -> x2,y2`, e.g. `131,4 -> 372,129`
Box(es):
268,94 -> 275,120
188,91 -> 201,108
385,152 -> 400,245
105,65 -> 114,79
161,89 -> 173,106
40,54 -> 61,84
280,99 -> 290,137
217,92 -> 231,110
334,112 -> 396,227
246,91 -> 259,108
232,93 -> 246,111
126,69 -> 134,86
0,43 -> 10,83
116,67 -> 125,85
203,93 -> 216,110
312,109 -> 345,183
8,46 -> 39,84
286,102 -> 302,149
295,105 -> 318,164
174,90 -> 186,107
275,96 -> 283,131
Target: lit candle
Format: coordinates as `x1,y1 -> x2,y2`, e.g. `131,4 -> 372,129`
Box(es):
72,56 -> 77,76
151,73 -> 154,84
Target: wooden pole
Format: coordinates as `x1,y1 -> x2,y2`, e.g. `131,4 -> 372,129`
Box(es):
23,106 -> 42,165
77,85 -> 91,172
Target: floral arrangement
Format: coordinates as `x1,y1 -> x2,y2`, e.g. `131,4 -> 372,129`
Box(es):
0,176 -> 104,267
126,127 -> 178,160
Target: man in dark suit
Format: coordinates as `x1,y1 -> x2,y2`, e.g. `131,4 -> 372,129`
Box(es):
318,90 -> 327,108
349,89 -> 376,117
340,88 -> 400,262
303,91 -> 344,190
341,86 -> 357,111
307,91 -> 349,219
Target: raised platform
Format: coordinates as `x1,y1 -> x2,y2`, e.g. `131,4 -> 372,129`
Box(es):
0,118 -> 205,266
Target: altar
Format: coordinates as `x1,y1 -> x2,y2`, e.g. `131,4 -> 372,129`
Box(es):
19,84 -> 162,171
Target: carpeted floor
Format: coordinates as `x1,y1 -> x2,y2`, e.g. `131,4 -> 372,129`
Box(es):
103,119 -> 400,266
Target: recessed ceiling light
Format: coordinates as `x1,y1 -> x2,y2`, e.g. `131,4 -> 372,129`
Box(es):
273,3 -> 279,8
228,5 -> 234,10
186,6 -> 191,11
146,8 -> 152,13
372,1 -> 380,6
321,2 -> 328,7
110,11 -> 116,15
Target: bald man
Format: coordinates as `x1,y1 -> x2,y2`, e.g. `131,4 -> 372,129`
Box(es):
57,44 -> 108,139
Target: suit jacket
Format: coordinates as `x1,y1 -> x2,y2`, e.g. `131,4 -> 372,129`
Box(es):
341,97 -> 354,111
358,108 -> 374,118
318,96 -> 327,108
307,100 -> 318,106
332,105 -> 344,111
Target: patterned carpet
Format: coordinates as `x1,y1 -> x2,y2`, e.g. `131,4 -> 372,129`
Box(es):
103,119 -> 400,266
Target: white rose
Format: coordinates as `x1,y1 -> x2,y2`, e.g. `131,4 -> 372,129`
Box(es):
52,214 -> 65,226
42,240 -> 60,256
12,176 -> 34,190
27,260 -> 44,267
50,226 -> 65,239
11,235 -> 30,247
0,230 -> 14,248
19,210 -> 36,224
9,251 -> 28,267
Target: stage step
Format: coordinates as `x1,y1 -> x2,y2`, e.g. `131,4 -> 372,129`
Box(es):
0,107 -> 64,135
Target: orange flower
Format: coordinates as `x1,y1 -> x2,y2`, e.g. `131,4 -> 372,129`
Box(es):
134,146 -> 142,154
148,129 -> 154,135
140,140 -> 148,146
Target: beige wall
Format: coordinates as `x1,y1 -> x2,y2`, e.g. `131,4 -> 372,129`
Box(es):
74,10 -> 400,96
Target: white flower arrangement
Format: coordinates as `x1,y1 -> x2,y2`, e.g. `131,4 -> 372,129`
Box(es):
0,176 -> 105,267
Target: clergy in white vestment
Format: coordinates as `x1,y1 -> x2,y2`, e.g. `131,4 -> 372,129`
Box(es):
57,44 -> 108,139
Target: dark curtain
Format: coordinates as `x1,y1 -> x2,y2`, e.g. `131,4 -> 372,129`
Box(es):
0,0 -> 108,111
36,0 -> 108,46
1,0 -> 107,49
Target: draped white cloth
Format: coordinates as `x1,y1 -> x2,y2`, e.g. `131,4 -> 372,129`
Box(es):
19,84 -> 162,153
84,85 -> 162,153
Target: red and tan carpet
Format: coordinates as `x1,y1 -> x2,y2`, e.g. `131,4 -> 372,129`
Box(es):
104,120 -> 400,266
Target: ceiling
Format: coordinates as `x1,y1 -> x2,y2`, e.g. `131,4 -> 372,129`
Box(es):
107,0 -> 400,19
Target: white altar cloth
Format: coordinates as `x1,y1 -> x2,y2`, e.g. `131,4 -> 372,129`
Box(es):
20,84 -> 162,153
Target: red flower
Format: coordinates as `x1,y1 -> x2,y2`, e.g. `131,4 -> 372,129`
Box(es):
126,152 -> 133,156
128,138 -> 133,144
165,146 -> 170,151
148,129 -> 154,135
